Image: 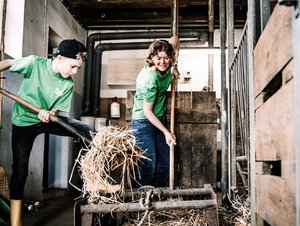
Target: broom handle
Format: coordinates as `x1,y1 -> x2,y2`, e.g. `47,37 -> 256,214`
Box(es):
170,74 -> 176,190
170,0 -> 179,190
0,88 -> 91,144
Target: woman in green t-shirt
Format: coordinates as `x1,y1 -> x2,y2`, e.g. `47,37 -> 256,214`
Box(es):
131,36 -> 180,187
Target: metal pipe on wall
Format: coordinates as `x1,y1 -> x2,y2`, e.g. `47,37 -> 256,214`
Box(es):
87,24 -> 209,30
91,39 -> 204,117
208,0 -> 214,91
291,2 -> 300,225
227,0 -> 236,199
92,42 -> 151,117
247,1 -> 258,224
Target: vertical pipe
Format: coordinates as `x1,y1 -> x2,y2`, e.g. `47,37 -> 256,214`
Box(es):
170,0 -> 178,190
208,0 -> 214,90
247,0 -> 258,225
227,0 -> 235,199
260,0 -> 270,32
227,0 -> 235,64
220,0 -> 228,197
208,54 -> 214,90
292,4 -> 300,226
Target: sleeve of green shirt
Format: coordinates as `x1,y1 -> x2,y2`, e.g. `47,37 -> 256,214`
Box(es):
9,55 -> 35,78
143,71 -> 158,103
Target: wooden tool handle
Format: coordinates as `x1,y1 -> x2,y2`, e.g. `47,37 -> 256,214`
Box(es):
0,87 -> 91,144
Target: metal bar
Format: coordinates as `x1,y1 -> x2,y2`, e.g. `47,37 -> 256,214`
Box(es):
237,155 -> 247,162
127,187 -> 212,198
81,199 -> 217,214
227,0 -> 235,65
241,35 -> 249,159
228,14 -> 251,201
86,24 -> 208,30
227,0 -> 236,200
208,54 -> 214,91
237,162 -> 248,188
291,2 -> 300,225
260,0 -> 270,32
247,1 -> 258,225
208,0 -> 214,90
228,15 -> 252,201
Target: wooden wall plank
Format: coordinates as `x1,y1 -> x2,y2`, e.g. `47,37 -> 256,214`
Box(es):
126,91 -> 218,188
253,4 -> 292,97
175,123 -> 192,186
256,175 -> 296,226
256,175 -> 283,226
255,79 -> 295,161
191,124 -> 217,188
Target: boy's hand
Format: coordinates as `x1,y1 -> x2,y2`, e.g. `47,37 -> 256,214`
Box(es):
38,109 -> 52,123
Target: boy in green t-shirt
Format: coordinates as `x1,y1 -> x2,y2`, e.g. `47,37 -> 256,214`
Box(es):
0,39 -> 93,226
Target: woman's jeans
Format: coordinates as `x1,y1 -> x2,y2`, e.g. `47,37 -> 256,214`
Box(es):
131,118 -> 169,188
10,116 -> 94,200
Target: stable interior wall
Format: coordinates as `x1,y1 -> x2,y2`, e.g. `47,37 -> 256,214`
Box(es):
93,30 -> 243,153
100,48 -> 222,99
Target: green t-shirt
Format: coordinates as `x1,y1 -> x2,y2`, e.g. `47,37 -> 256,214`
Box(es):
9,55 -> 74,126
132,64 -> 172,119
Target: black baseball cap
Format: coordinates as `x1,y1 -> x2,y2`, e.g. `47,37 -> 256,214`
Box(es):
55,39 -> 87,59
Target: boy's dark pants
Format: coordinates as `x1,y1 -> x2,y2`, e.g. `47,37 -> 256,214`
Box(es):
10,116 -> 94,200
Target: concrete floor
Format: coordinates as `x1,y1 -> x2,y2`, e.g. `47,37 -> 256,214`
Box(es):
23,195 -> 75,226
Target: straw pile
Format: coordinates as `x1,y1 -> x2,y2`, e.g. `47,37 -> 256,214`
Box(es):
122,209 -> 209,226
121,194 -> 251,226
218,193 -> 251,226
77,125 -> 147,204
121,196 -> 211,226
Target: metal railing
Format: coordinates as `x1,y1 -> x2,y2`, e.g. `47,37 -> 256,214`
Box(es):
228,22 -> 250,198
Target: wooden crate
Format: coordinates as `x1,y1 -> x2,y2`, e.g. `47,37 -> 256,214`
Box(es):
253,3 -> 295,226
126,91 -> 218,188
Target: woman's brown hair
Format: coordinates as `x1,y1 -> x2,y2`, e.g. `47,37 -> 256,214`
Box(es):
146,40 -> 177,67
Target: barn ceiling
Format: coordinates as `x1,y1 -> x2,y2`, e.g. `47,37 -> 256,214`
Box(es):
61,0 -> 249,30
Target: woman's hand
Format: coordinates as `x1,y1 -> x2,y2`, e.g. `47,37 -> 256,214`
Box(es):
164,130 -> 176,146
